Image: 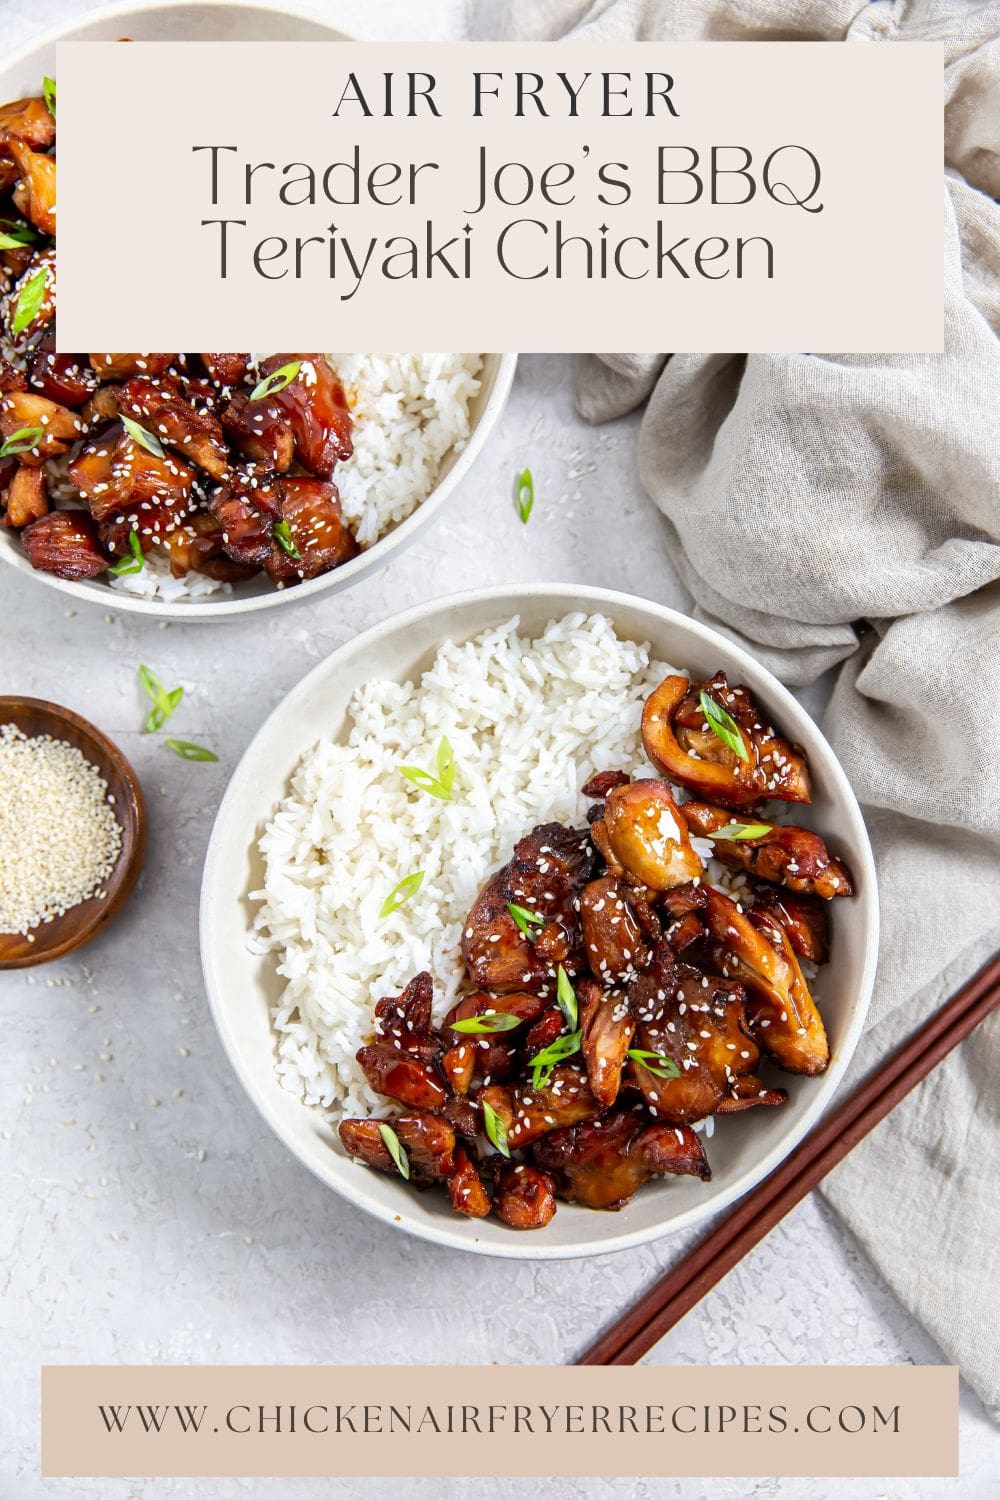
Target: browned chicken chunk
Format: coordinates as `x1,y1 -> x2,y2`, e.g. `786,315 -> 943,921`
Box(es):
116,375 -> 230,480
338,1118 -> 398,1175
447,1148 -> 492,1217
493,1163 -> 558,1229
643,671 -> 811,809
259,352 -> 353,477
264,476 -> 358,585
627,946 -> 787,1122
480,1064 -> 600,1151
581,768 -> 631,800
356,1042 -> 448,1112
446,1146 -> 491,1218
206,487 -> 272,568
221,391 -> 295,471
442,990 -> 545,1084
462,823 -> 597,995
578,980 -> 635,1107
680,802 -> 853,900
28,340 -> 99,408
163,516 -> 259,584
0,95 -> 55,152
68,422 -> 195,522
702,888 -> 829,1075
0,389 -> 82,464
750,885 -> 830,964
201,352 -> 251,388
599,779 -> 703,889
394,1111 -> 457,1180
9,138 -> 55,236
101,502 -> 207,565
439,1042 -> 474,1095
22,509 -> 106,578
374,971 -> 439,1061
579,875 -> 650,985
535,1108 -> 709,1210
2,463 -> 47,527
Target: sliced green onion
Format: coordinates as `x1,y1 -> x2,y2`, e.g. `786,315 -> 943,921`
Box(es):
481,1099 -> 510,1159
379,871 -> 424,918
11,266 -> 47,337
507,901 -> 544,940
108,528 -> 145,576
249,360 -> 301,401
555,964 -> 578,1029
529,1029 -> 581,1091
449,1011 -> 523,1035
272,519 -> 300,560
515,466 -> 534,525
43,77 -> 56,117
399,736 -> 455,801
709,822 -> 772,841
0,425 -> 44,458
0,218 -> 37,246
435,737 -> 455,798
150,690 -> 184,732
378,1122 -> 410,1180
627,1048 -> 681,1081
138,664 -> 166,700
165,739 -> 218,762
699,689 -> 750,764
120,415 -> 165,459
138,664 -> 183,734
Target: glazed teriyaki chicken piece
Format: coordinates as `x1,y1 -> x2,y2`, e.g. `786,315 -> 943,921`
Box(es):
0,85 -> 360,592
461,823 -> 598,995
339,667 -> 857,1230
642,671 -> 811,808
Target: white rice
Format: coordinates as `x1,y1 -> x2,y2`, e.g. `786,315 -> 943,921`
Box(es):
107,549 -> 234,603
334,352 -> 483,548
107,352 -> 483,601
251,613 -> 693,1122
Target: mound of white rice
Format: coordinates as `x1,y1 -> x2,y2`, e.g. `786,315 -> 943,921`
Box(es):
334,352 -> 483,548
108,352 -> 482,602
251,613 -> 694,1122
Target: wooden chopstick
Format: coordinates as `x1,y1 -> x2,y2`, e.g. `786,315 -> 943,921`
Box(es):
577,950 -> 1000,1366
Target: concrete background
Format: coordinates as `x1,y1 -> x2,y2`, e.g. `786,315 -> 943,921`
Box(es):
0,3 -> 996,1497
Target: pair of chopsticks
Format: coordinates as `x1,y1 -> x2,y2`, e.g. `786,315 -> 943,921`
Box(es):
577,951 -> 1000,1366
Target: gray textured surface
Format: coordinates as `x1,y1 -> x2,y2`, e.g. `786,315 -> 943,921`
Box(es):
0,2 -> 997,1496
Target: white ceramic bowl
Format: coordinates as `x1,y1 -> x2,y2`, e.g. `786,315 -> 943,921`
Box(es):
200,584 -> 879,1259
0,2 -> 517,618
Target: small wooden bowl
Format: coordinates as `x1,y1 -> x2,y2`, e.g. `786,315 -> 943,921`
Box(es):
0,698 -> 146,969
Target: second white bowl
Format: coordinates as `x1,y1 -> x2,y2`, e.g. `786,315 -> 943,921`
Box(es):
0,1 -> 517,618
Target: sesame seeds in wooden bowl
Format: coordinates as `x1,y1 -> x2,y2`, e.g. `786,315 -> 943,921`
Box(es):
0,698 -> 146,968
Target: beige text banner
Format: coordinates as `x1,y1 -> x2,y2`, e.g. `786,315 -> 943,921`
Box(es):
41,1364 -> 958,1477
55,41 -> 942,353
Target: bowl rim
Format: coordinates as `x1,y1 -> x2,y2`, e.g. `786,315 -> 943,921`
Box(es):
0,0 -> 517,619
0,694 -> 147,968
200,582 -> 880,1260
0,0 -> 356,75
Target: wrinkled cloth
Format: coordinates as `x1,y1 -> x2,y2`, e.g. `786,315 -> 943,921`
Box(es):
504,0 -> 1000,1415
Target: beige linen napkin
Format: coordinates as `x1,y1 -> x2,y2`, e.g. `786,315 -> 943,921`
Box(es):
504,0 -> 1000,1412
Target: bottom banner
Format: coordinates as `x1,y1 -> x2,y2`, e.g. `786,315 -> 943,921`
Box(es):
41,1364 -> 957,1478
